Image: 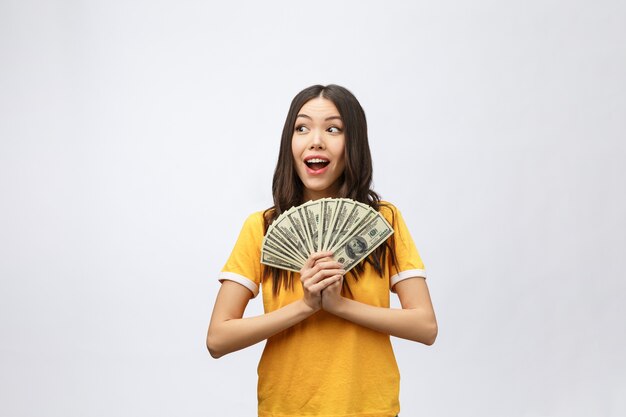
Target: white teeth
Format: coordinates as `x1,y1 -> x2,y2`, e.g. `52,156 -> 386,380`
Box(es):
306,158 -> 329,163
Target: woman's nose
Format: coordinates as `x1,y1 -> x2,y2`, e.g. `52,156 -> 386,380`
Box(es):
309,130 -> 325,149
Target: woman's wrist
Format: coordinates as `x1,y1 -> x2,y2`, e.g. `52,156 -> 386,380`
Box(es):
322,293 -> 346,315
299,298 -> 320,316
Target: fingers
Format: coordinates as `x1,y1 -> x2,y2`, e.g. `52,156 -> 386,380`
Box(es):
327,275 -> 343,288
300,259 -> 343,282
300,251 -> 344,298
301,263 -> 344,295
302,266 -> 345,286
323,276 -> 343,293
303,251 -> 334,269
313,255 -> 335,264
313,260 -> 343,272
307,274 -> 342,294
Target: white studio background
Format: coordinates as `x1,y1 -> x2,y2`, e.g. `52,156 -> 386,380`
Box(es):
1,1 -> 624,416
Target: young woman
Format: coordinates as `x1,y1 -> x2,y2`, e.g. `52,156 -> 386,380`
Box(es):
207,84 -> 437,417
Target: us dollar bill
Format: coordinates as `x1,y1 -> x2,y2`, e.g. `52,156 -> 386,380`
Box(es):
324,199 -> 353,252
298,201 -> 320,253
329,206 -> 377,253
265,232 -> 307,264
268,209 -> 310,262
319,198 -> 337,251
285,209 -> 312,254
261,198 -> 394,273
332,214 -> 394,272
261,246 -> 302,272
327,201 -> 371,252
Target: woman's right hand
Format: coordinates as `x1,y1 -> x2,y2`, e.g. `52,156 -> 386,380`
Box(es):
300,251 -> 345,312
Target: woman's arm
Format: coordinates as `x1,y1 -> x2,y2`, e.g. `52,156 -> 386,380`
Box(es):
207,252 -> 344,358
321,276 -> 438,345
207,281 -> 314,358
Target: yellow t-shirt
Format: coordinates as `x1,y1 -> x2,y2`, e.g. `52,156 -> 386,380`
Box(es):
219,202 -> 426,417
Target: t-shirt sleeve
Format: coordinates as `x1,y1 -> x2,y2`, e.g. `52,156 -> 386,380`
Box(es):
218,212 -> 264,298
383,203 -> 427,291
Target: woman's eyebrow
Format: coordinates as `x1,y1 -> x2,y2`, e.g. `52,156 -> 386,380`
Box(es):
296,114 -> 342,121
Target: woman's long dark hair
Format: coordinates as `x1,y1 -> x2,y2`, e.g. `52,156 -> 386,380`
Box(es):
264,84 -> 398,295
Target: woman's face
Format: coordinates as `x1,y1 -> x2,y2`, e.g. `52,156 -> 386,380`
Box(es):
292,97 -> 346,200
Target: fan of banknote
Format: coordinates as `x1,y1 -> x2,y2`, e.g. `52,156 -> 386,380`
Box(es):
261,198 -> 394,273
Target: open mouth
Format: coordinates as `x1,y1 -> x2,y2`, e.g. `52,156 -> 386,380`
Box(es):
305,157 -> 330,171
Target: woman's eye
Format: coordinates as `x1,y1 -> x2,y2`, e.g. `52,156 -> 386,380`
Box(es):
295,125 -> 309,133
328,126 -> 342,133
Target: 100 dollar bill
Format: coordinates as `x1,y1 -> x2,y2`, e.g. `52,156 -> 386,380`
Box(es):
261,198 -> 394,273
332,214 -> 394,271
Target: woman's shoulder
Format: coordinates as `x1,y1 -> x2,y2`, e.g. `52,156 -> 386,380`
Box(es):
378,200 -> 402,227
242,209 -> 271,227
378,200 -> 400,218
228,209 -> 267,237
379,200 -> 398,210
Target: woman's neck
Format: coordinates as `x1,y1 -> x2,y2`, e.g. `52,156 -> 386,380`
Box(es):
302,186 -> 340,201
